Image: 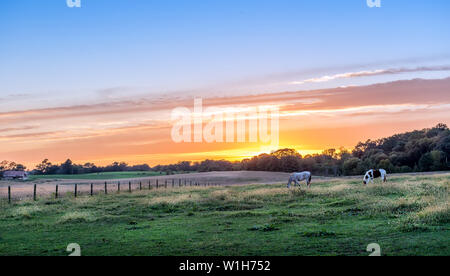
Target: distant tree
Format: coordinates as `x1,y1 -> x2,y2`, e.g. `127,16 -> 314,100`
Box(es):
342,157 -> 361,175
129,164 -> 151,171
436,133 -> 450,160
61,159 -> 74,174
256,154 -> 280,171
398,165 -> 413,173
378,159 -> 394,173
106,162 -> 128,172
337,147 -> 352,161
0,160 -> 26,172
322,148 -> 337,159
0,161 -> 11,172
279,155 -> 301,172
271,148 -> 302,158
14,164 -> 27,171
418,153 -> 434,172
176,161 -> 191,172
36,159 -> 53,174
429,150 -> 446,171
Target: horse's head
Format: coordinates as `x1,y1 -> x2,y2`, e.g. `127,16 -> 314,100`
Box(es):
363,171 -> 370,185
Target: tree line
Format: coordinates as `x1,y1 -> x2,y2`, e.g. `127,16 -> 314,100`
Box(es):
1,124 -> 449,177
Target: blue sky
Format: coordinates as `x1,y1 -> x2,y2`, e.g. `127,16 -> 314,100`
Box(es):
1,0 -> 450,110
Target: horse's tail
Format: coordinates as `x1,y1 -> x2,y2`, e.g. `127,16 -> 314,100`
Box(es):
308,173 -> 312,185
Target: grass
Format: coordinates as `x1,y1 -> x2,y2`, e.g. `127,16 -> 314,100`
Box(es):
0,173 -> 448,256
29,171 -> 192,180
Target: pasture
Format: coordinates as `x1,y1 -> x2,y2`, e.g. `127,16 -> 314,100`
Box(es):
28,171 -> 189,180
0,172 -> 448,256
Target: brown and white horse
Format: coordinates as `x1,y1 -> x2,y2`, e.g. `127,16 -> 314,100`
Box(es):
363,169 -> 387,185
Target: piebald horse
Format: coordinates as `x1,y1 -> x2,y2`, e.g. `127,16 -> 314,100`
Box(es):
287,171 -> 312,188
363,169 -> 387,185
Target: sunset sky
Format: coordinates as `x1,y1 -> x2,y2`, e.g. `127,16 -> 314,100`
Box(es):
1,0 -> 450,168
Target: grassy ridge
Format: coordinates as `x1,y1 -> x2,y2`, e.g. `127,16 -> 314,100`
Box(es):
0,173 -> 448,256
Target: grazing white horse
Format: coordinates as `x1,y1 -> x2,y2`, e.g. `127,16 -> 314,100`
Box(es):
287,171 -> 312,188
363,169 -> 387,185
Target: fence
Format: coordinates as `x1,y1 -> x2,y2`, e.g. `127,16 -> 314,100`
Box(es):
0,178 -> 221,204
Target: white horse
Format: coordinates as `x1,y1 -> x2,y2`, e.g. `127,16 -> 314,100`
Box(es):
287,171 -> 312,188
363,169 -> 387,185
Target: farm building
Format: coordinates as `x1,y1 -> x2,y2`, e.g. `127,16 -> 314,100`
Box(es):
2,171 -> 29,180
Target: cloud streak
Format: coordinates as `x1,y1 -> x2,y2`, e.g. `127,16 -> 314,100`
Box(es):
290,65 -> 450,85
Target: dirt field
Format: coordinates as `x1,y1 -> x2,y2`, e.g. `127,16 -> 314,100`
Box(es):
0,171 -> 292,200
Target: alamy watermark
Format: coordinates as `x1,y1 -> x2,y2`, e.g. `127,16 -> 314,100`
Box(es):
67,0 -> 81,8
67,243 -> 81,256
171,99 -> 279,149
367,243 -> 381,256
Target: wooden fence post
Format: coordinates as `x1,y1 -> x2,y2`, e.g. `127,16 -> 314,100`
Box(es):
139,182 -> 142,191
172,179 -> 174,188
33,184 -> 37,201
149,180 -> 152,190
8,186 -> 11,204
129,181 -> 132,193
74,184 -> 78,198
90,183 -> 93,196
156,180 -> 159,189
165,180 -> 167,188
105,182 -> 108,194
56,185 -> 59,199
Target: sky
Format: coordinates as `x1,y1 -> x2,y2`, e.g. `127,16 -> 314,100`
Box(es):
0,0 -> 450,168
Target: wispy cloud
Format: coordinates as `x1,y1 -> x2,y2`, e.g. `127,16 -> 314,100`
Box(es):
0,131 -> 66,140
0,125 -> 38,133
290,65 -> 450,85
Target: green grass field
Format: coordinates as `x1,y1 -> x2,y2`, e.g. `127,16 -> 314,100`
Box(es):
29,171 -> 190,180
0,173 -> 448,256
